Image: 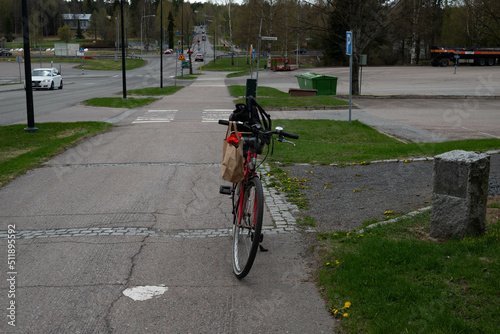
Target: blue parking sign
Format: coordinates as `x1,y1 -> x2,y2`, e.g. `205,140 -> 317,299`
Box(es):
346,31 -> 352,55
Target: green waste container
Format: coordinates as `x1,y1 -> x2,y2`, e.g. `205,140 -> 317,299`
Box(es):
295,73 -> 338,95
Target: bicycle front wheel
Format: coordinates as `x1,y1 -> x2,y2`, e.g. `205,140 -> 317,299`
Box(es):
232,176 -> 264,279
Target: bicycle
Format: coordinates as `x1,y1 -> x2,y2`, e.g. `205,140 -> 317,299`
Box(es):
219,97 -> 298,279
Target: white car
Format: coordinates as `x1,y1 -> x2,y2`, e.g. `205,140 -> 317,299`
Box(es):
31,68 -> 63,90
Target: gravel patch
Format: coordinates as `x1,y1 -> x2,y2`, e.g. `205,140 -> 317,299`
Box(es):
286,154 -> 500,233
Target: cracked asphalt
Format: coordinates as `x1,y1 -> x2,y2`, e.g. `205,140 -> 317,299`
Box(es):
0,72 -> 333,333
1,65 -> 500,333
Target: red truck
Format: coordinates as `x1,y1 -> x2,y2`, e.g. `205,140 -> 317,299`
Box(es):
431,46 -> 500,67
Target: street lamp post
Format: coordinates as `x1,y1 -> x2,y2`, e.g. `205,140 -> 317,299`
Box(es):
160,0 -> 163,88
141,14 -> 155,56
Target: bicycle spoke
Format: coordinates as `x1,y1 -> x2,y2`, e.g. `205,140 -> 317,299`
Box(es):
232,177 -> 263,279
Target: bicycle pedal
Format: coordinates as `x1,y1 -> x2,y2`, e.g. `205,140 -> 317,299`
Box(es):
219,185 -> 232,195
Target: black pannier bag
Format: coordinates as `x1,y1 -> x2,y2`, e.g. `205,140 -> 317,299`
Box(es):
229,97 -> 272,132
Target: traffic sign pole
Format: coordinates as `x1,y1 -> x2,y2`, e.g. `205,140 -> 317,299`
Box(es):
346,31 -> 352,124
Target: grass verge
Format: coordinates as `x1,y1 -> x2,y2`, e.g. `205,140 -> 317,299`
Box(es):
228,85 -> 348,108
176,74 -> 200,80
62,57 -> 145,71
0,122 -> 113,187
127,86 -> 184,95
83,97 -> 159,108
203,57 -> 266,77
268,119 -> 500,165
317,202 -> 500,333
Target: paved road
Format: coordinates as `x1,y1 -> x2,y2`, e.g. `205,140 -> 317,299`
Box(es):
0,55 -> 192,125
0,71 -> 333,333
1,63 -> 500,332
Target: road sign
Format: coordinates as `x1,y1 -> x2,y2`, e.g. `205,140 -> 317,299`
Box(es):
261,36 -> 277,41
346,31 -> 352,56
178,54 -> 185,61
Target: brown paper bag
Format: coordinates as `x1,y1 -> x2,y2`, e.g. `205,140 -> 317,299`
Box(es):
221,122 -> 244,183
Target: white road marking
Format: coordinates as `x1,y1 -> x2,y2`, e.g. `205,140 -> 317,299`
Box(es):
123,285 -> 168,301
132,110 -> 177,123
202,109 -> 232,122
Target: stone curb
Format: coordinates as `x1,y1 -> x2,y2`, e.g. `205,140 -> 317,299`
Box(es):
357,206 -> 432,235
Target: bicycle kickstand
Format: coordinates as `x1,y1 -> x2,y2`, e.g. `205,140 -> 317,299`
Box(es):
259,234 -> 268,252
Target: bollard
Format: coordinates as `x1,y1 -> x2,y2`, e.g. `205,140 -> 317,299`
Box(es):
430,150 -> 490,239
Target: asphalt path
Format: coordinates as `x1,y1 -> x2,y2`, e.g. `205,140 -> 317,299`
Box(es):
1,60 -> 500,333
0,71 -> 333,333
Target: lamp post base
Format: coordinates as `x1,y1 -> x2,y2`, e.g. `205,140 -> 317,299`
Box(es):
24,127 -> 38,133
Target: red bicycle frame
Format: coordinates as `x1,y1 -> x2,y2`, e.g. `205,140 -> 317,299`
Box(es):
236,149 -> 259,226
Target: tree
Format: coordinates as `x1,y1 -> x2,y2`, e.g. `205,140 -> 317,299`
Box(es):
84,0 -> 95,13
58,24 -> 72,43
76,20 -> 85,39
318,0 -> 402,94
168,11 -> 175,49
463,0 -> 500,45
89,7 -> 112,42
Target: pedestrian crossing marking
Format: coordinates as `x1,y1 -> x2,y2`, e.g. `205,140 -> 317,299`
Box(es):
202,109 -> 232,122
132,109 -> 233,123
132,110 -> 177,124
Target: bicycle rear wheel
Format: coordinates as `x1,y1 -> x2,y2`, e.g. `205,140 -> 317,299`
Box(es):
232,176 -> 264,279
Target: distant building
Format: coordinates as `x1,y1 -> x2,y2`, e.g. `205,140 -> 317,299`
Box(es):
61,14 -> 92,31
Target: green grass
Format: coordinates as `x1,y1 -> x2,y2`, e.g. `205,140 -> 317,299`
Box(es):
203,57 -> 266,76
268,119 -> 500,165
176,74 -> 200,80
26,57 -> 145,71
264,167 -> 310,210
83,97 -> 159,108
68,58 -> 145,71
0,122 -> 112,187
5,39 -> 87,49
228,85 -> 349,108
296,215 -> 316,227
318,207 -> 500,333
127,86 -> 184,95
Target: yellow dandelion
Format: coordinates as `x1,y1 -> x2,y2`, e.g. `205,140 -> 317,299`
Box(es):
335,260 -> 340,265
333,309 -> 338,314
343,313 -> 349,318
326,262 -> 330,266
344,302 -> 351,308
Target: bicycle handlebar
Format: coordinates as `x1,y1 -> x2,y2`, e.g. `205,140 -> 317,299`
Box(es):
282,131 -> 299,139
218,120 -> 299,140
